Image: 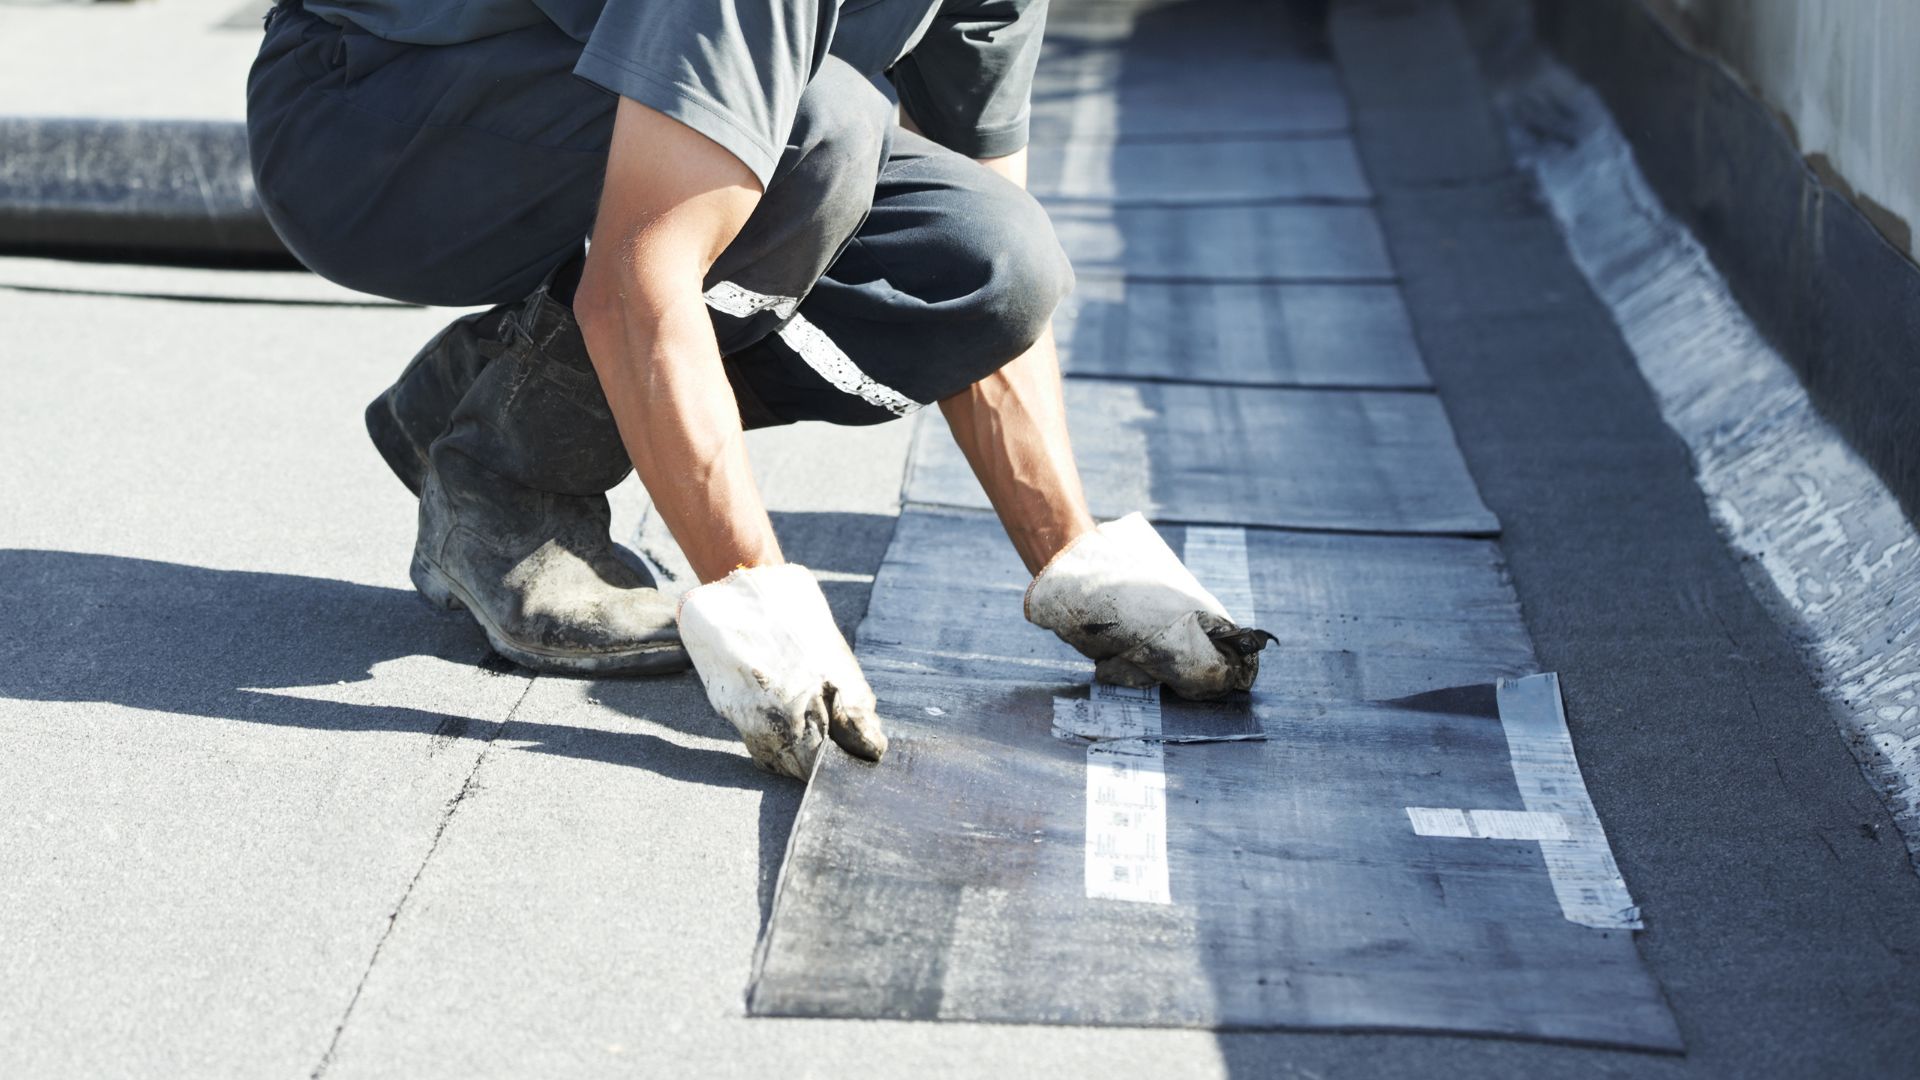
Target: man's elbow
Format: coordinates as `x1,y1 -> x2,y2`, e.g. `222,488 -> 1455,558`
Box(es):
571,253 -> 637,392
573,243 -> 723,398
572,253 -> 625,351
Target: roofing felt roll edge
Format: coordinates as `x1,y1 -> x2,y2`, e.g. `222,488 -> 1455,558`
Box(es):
0,118 -> 291,263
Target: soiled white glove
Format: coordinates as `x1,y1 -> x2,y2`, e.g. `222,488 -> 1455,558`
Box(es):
1025,513 -> 1274,699
678,564 -> 888,780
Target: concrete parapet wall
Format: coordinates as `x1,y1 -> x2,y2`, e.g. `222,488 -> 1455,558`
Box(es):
1653,0 -> 1918,254
1494,0 -> 1920,528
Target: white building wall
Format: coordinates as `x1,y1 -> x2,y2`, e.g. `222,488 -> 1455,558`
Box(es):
1663,0 -> 1920,251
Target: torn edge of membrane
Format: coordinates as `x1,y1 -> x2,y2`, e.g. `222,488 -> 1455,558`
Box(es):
1495,672 -> 1645,930
1051,692 -> 1270,746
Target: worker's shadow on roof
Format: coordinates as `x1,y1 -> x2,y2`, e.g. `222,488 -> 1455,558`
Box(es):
0,546 -> 772,793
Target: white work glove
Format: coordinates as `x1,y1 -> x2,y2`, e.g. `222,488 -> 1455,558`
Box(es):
678,564 -> 888,780
1025,513 -> 1275,699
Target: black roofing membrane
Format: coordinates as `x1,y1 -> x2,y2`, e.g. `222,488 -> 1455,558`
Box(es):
1028,135 -> 1371,205
904,382 -> 1499,535
1054,278 -> 1429,389
750,509 -> 1678,1050
752,0 -> 1670,1050
1050,202 -> 1394,282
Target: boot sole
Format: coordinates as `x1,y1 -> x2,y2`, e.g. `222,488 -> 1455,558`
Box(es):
366,393 -> 428,497
409,552 -> 691,676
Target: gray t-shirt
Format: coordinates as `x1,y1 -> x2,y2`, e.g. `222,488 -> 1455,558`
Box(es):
301,0 -> 1047,186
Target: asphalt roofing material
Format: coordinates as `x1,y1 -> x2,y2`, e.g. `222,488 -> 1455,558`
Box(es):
851,509 -> 1533,695
756,635 -> 1674,1046
1494,45 -> 1920,872
751,0 -> 1670,1047
753,506 -> 1670,1044
1051,202 -> 1393,281
1032,2 -> 1349,138
9,0 -> 1919,1074
906,380 -> 1498,534
1054,278 -> 1429,388
1027,135 -> 1371,204
0,118 -> 281,260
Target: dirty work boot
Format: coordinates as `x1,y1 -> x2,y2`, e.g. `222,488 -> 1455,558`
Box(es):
364,304 -> 517,496
412,283 -> 688,675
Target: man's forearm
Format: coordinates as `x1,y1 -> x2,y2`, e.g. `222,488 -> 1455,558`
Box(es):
939,330 -> 1095,575
937,142 -> 1094,575
575,96 -> 781,585
576,270 -> 782,583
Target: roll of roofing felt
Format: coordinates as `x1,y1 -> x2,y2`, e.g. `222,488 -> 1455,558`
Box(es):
0,118 -> 291,263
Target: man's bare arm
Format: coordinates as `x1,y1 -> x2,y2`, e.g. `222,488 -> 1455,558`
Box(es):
574,98 -> 781,584
971,145 -> 1028,187
936,145 -> 1096,574
576,99 -> 887,773
938,322 -> 1094,575
947,144 -> 1273,696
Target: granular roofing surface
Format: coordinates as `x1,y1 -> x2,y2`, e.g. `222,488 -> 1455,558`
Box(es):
1,0 -> 1916,1077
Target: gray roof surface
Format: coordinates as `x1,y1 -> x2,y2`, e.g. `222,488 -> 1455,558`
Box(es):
3,0 -> 1916,1077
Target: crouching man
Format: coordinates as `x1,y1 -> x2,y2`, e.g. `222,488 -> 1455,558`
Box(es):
247,0 -> 1271,778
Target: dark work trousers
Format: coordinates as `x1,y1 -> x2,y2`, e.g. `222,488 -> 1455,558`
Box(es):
246,5 -> 1073,427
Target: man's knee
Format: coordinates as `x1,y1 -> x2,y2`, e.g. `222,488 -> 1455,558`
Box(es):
871,188 -> 1072,406
770,58 -> 893,239
961,186 -> 1076,363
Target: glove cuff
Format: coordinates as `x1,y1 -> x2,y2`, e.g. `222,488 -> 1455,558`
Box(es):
1025,511 -> 1230,638
677,562 -> 816,624
1022,520 -> 1108,623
